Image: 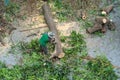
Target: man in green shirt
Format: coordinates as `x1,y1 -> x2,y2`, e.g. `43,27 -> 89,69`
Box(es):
39,32 -> 55,54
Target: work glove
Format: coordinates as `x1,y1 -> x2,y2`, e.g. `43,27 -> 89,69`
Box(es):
50,38 -> 56,44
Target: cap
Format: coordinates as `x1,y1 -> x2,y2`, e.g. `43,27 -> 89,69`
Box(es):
48,32 -> 55,38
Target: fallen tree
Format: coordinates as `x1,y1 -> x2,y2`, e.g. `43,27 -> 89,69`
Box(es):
42,3 -> 65,58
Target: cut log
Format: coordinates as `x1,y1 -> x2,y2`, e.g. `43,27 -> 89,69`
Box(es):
95,17 -> 108,24
101,25 -> 107,33
102,4 -> 114,15
42,3 -> 65,58
86,23 -> 102,34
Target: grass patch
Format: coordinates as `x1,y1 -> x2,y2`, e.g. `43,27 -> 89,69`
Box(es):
87,56 -> 117,80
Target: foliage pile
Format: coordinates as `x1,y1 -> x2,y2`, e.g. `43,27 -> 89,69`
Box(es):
50,0 -> 74,22
0,31 -> 118,80
87,56 -> 117,80
63,31 -> 87,57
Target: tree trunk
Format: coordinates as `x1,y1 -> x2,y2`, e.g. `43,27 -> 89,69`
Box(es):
42,3 -> 65,58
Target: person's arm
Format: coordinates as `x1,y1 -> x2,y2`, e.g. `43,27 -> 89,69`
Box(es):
50,38 -> 56,44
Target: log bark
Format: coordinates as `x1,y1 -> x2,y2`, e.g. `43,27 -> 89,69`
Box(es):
42,3 -> 65,58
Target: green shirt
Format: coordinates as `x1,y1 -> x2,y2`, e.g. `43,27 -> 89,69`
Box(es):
39,33 -> 49,47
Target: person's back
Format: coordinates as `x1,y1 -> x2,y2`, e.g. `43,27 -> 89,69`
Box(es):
39,33 -> 49,47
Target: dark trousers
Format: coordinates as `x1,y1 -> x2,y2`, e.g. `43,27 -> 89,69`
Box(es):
40,45 -> 48,54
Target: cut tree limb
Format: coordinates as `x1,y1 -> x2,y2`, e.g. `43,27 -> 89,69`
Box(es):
42,3 -> 65,58
102,4 -> 114,15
